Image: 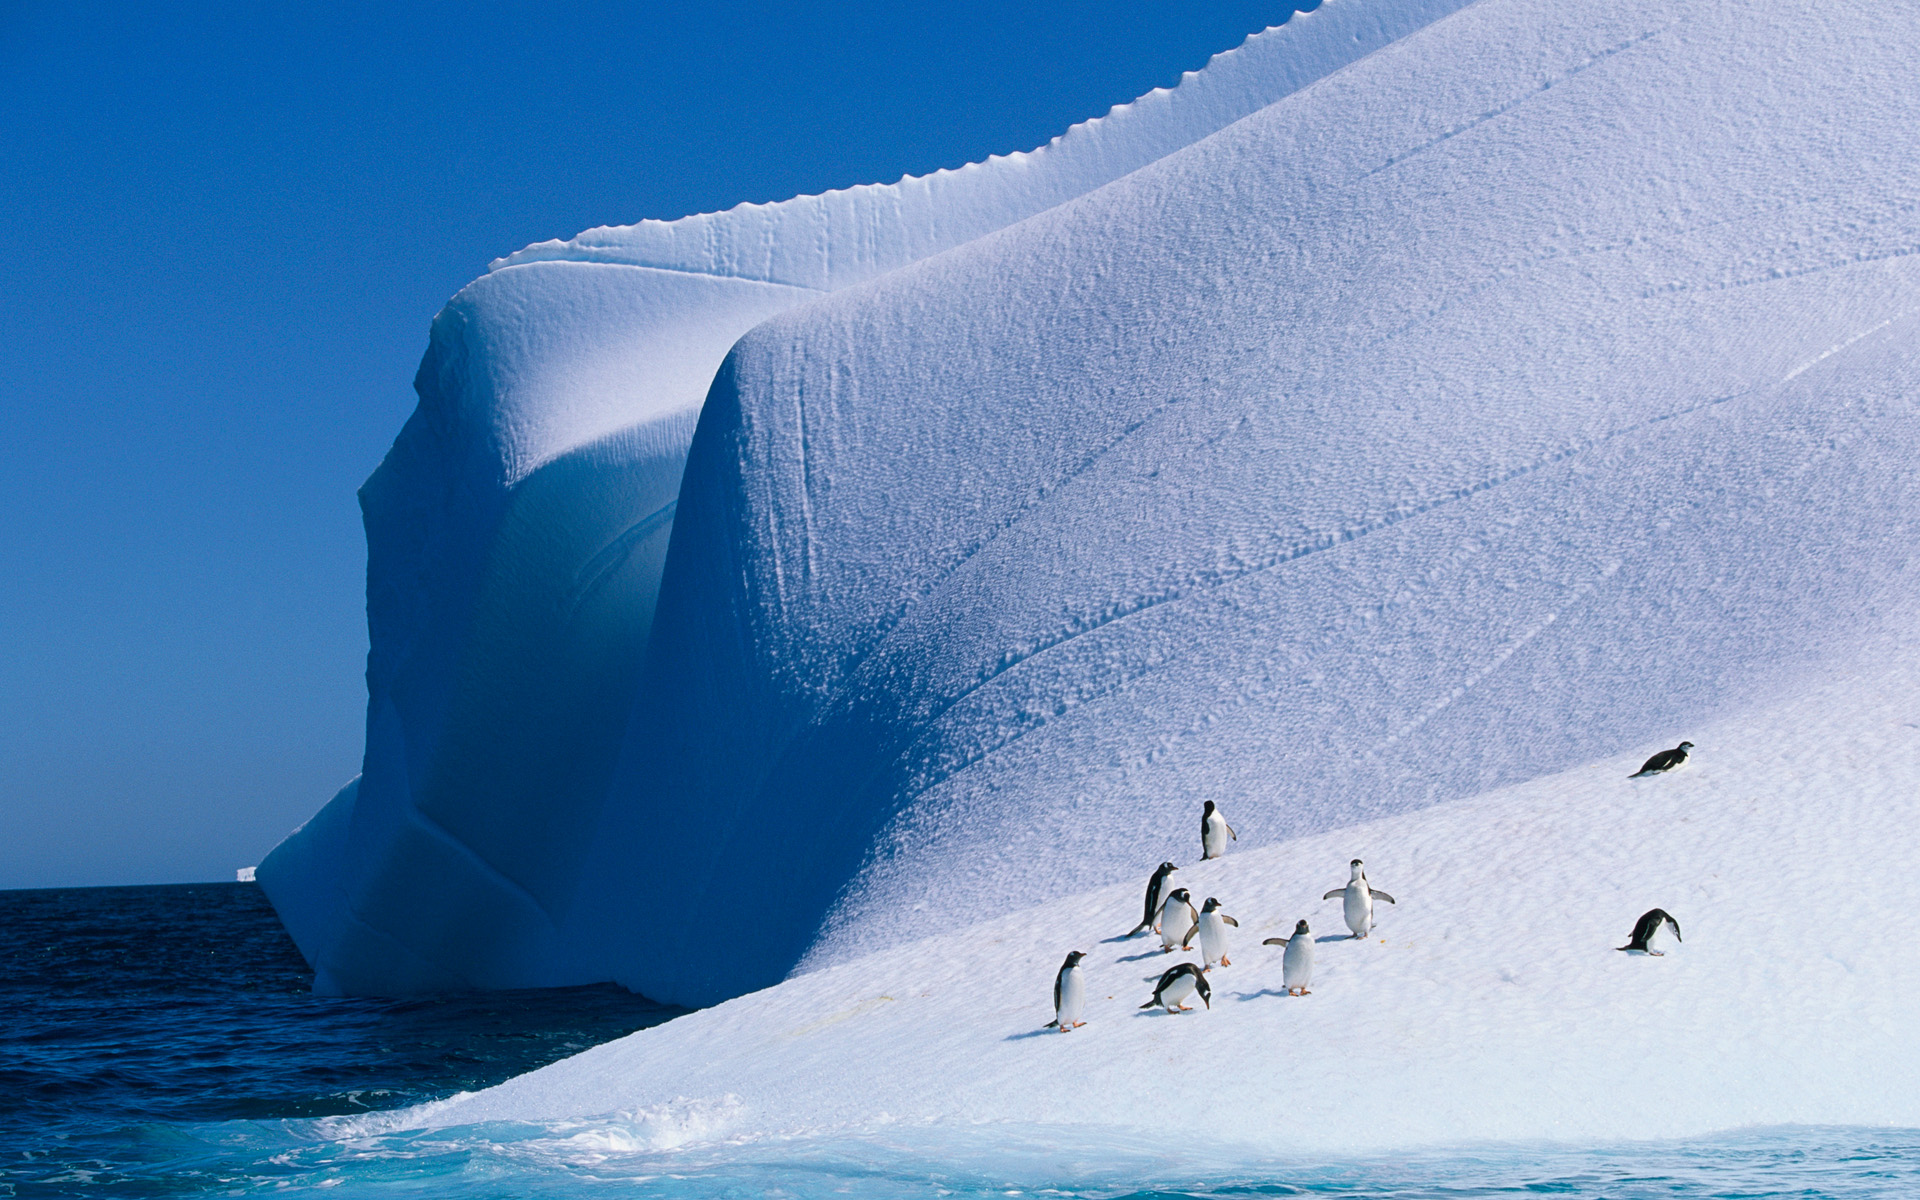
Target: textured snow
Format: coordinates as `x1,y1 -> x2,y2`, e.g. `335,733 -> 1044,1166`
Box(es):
264,0 -> 1920,1069
392,643 -> 1920,1150
575,0 -> 1920,1006
259,0 -> 1472,994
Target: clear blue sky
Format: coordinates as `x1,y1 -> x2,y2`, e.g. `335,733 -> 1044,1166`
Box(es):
0,0 -> 1312,890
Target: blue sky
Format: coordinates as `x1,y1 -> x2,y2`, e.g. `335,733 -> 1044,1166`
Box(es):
0,1 -> 1312,889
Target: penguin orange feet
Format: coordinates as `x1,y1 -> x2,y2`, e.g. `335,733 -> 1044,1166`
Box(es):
1221,956 -> 1231,966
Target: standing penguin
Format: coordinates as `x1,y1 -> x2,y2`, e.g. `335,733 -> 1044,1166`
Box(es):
1616,909 -> 1683,955
1127,862 -> 1179,936
1159,888 -> 1199,953
1630,741 -> 1695,778
1263,919 -> 1315,995
1186,897 -> 1240,970
1201,800 -> 1237,860
1140,962 -> 1212,1013
1047,951 -> 1088,1030
1323,859 -> 1396,939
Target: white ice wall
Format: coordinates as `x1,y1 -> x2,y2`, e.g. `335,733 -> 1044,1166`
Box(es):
567,0 -> 1920,1006
259,0 -> 1472,993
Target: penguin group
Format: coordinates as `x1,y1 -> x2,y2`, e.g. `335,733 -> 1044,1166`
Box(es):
1048,739 -> 1697,1031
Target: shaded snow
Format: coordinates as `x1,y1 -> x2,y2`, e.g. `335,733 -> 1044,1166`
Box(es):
397,641 -> 1920,1149
259,0 -> 1474,994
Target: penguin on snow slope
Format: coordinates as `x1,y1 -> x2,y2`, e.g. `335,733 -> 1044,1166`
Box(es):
1324,858 -> 1395,939
1127,862 -> 1179,936
1141,962 -> 1211,1013
1264,919 -> 1315,995
1185,896 -> 1239,969
1201,800 -> 1237,860
1159,887 -> 1200,953
1047,951 -> 1087,1030
1630,741 -> 1694,778
1617,908 -> 1683,955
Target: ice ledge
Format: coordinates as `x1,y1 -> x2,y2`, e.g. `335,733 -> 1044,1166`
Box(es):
488,0 -> 1478,291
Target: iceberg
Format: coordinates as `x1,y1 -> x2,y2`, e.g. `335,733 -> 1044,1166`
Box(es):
271,0 -> 1920,1151
258,0 -> 1479,995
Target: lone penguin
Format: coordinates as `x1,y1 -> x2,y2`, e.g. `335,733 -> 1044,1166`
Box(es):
1159,887 -> 1199,953
1186,897 -> 1240,970
1127,862 -> 1179,936
1047,951 -> 1087,1030
1323,859 -> 1396,939
1617,909 -> 1683,955
1263,919 -> 1315,995
1140,962 -> 1211,1013
1630,741 -> 1694,778
1201,800 -> 1237,860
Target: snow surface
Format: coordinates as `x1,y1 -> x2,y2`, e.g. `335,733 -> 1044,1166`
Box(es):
259,0 -> 1473,994
263,0 -> 1920,1077
576,0 -> 1920,1005
388,640 -> 1920,1150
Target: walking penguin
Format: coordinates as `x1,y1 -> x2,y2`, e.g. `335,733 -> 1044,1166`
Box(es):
1186,896 -> 1240,969
1201,800 -> 1237,860
1047,950 -> 1087,1030
1263,919 -> 1316,995
1159,887 -> 1200,953
1127,862 -> 1179,936
1323,858 -> 1396,938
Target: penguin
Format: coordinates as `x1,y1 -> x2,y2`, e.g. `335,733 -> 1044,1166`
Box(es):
1616,908 -> 1683,955
1140,961 -> 1211,1013
1323,858 -> 1396,939
1046,951 -> 1087,1030
1263,919 -> 1315,995
1630,741 -> 1694,778
1201,800 -> 1237,860
1185,896 -> 1240,970
1159,887 -> 1199,953
1127,862 -> 1179,936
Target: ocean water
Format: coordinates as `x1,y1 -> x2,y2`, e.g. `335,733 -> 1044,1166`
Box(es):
4,884 -> 1918,1198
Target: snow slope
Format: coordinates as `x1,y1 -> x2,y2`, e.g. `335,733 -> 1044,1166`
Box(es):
258,0 -> 1476,994
570,0 -> 1920,1006
395,637 -> 1920,1150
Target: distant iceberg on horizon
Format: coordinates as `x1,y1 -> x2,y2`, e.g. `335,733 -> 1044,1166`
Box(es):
265,0 -> 1920,1150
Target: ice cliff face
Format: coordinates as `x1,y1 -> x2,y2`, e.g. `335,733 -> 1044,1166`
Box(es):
264,0 -> 1920,1007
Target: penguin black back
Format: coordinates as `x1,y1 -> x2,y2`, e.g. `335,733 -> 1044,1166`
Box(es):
1630,741 -> 1695,778
1617,908 -> 1682,953
1129,862 -> 1178,936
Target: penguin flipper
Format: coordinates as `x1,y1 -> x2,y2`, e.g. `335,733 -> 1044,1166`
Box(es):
1223,915 -> 1239,927
1322,889 -> 1345,900
1263,937 -> 1289,946
1227,822 -> 1237,840
1139,997 -> 1160,1010
1369,889 -> 1396,904
1181,929 -> 1196,949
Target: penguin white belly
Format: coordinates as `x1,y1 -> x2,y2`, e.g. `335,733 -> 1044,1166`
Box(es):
1202,814 -> 1228,858
1160,972 -> 1197,1009
1056,967 -> 1085,1026
1198,914 -> 1230,967
1283,938 -> 1314,992
1343,885 -> 1373,938
1161,901 -> 1194,951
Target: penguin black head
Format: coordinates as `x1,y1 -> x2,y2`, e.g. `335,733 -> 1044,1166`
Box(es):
1156,861 -> 1177,875
1061,950 -> 1086,969
1167,887 -> 1192,903
1201,896 -> 1221,912
1203,799 -> 1217,815
1294,919 -> 1311,936
1678,741 -> 1695,750
1351,858 -> 1363,868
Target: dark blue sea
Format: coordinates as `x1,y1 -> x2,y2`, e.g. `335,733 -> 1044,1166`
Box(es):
5,883 -> 1919,1198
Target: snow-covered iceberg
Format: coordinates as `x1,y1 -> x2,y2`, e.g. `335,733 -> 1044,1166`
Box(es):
263,0 -> 1474,990
266,5 -> 1920,1130
259,0 -> 1475,995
